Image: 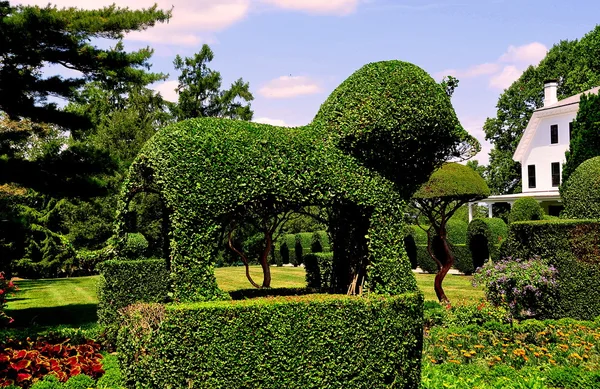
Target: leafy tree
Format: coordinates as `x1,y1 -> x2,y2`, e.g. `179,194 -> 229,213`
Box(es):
413,162 -> 490,304
508,197 -> 544,223
466,160 -> 486,180
484,27 -> 600,194
562,91 -> 600,184
173,44 -> 254,121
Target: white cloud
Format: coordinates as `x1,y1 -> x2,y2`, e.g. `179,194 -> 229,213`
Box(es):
16,0 -> 251,46
489,65 -> 522,90
258,76 -> 321,99
253,117 -> 288,126
260,0 -> 359,15
152,80 -> 179,102
499,42 -> 548,65
436,62 -> 500,80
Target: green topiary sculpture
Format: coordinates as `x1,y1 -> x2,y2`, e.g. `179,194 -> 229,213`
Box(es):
113,60 -> 476,302
508,197 -> 544,223
561,156 -> 600,219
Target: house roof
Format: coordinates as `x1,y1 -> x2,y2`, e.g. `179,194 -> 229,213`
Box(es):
513,86 -> 600,163
478,190 -> 561,204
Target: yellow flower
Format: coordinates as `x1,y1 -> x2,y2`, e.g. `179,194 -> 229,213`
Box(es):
559,344 -> 569,351
474,345 -> 485,349
448,359 -> 461,364
569,353 -> 583,361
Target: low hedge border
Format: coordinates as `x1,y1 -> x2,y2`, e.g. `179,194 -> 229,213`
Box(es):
415,244 -> 499,274
118,292 -> 424,389
499,219 -> 600,320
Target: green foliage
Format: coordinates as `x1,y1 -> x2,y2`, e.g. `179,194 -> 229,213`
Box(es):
508,197 -> 544,223
30,375 -> 61,389
313,61 -> 478,200
97,259 -> 169,328
173,44 -> 253,121
474,257 -> 558,320
451,244 -> 474,275
484,26 -> 600,194
304,252 -> 334,289
446,219 -> 468,245
310,231 -> 323,253
279,242 -> 290,265
414,163 -> 490,201
561,156 -> 600,219
120,233 -> 148,260
294,234 -> 304,266
96,354 -> 124,389
500,220 -> 600,319
416,245 -> 439,273
563,91 -> 600,184
118,293 -> 424,389
468,218 -> 508,270
64,375 -> 95,389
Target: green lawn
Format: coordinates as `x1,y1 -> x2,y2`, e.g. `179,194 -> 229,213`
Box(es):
5,267 -> 482,327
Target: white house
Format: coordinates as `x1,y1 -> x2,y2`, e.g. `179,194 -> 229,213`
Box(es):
469,81 -> 600,221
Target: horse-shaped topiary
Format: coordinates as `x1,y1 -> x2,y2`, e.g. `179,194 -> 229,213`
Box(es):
114,60 -> 476,302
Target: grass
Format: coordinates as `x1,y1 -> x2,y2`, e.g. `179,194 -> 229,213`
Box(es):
5,267 -> 483,327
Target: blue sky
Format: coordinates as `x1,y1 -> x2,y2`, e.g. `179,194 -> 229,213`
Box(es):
17,0 -> 600,164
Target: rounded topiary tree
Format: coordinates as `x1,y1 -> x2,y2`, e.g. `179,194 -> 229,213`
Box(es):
561,156 -> 600,219
114,60 -> 476,301
467,218 -> 508,270
413,162 -> 490,304
508,197 -> 544,223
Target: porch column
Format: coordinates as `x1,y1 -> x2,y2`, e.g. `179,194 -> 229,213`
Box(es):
488,203 -> 493,218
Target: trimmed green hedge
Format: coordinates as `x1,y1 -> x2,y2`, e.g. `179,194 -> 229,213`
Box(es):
416,245 -> 438,273
97,259 -> 170,326
500,220 -> 600,320
304,252 -> 334,289
118,293 -> 424,389
508,197 -> 544,223
561,156 -> 600,219
446,219 -> 468,245
467,218 -> 507,270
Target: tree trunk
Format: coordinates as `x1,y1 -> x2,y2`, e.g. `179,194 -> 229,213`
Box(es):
434,236 -> 455,305
228,230 -> 261,289
259,232 -> 273,288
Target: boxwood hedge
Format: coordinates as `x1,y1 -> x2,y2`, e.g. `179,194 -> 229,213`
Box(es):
467,218 -> 507,270
500,220 -> 600,320
118,293 -> 424,389
97,258 -> 169,326
304,252 -> 334,289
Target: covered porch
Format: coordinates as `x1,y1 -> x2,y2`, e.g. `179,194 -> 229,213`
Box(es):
468,191 -> 563,222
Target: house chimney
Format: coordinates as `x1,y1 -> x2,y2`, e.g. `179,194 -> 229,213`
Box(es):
544,79 -> 558,107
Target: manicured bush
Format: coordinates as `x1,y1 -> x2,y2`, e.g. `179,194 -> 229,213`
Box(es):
118,293 -> 424,389
294,234 -> 303,266
120,233 -> 148,259
96,259 -> 169,327
416,245 -> 438,273
467,218 -> 507,270
310,231 -> 323,253
304,252 -> 334,289
446,219 -> 468,245
473,257 -> 558,320
96,354 -> 123,389
279,242 -> 290,265
403,234 -> 418,270
409,225 -> 428,245
451,244 -> 473,275
508,197 -> 544,223
561,156 -> 600,219
64,374 -> 95,389
500,220 -> 600,319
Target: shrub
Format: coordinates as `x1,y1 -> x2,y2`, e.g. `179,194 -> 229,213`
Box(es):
416,245 -> 438,273
409,225 -> 428,245
446,219 -> 468,245
96,354 -> 123,389
96,259 -> 169,333
294,234 -> 303,266
279,242 -> 290,265
451,244 -> 473,274
500,220 -> 600,319
310,231 -> 323,253
64,374 -> 95,389
119,233 -> 148,259
0,272 -> 17,326
473,256 -> 558,320
30,376 -> 61,389
508,197 -> 544,223
304,252 -> 334,289
118,293 -> 424,389
467,218 -> 507,270
561,156 -> 600,219
403,234 -> 418,270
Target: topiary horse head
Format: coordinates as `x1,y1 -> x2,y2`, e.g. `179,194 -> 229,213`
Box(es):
115,60 -> 477,302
